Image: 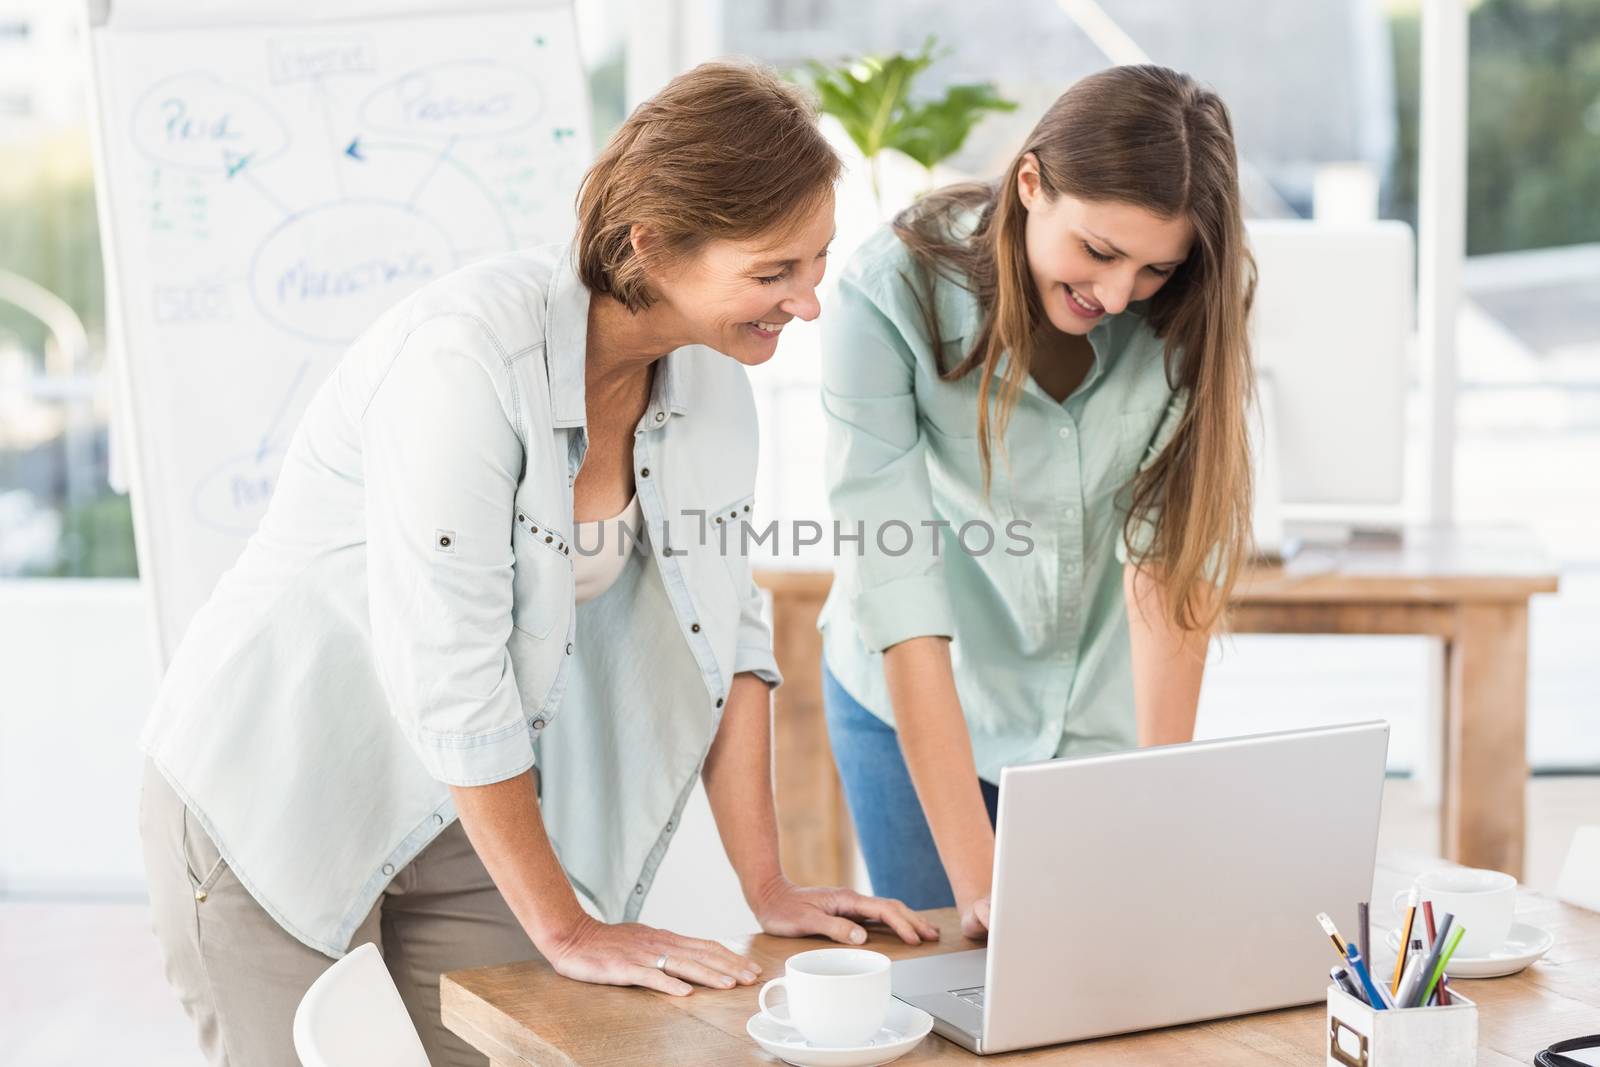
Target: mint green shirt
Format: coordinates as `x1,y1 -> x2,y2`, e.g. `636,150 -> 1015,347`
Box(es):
819,224 -> 1185,781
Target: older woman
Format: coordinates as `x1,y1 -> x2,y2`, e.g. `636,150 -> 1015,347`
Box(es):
139,62 -> 936,1067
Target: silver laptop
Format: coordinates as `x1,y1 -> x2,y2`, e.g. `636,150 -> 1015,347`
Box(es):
891,721 -> 1389,1055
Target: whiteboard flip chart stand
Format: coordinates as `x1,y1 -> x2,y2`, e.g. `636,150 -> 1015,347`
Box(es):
85,0 -> 592,665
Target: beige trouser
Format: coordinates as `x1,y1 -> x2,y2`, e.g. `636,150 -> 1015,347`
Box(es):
139,761 -> 537,1066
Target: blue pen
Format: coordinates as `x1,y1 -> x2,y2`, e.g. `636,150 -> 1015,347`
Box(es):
1345,944 -> 1390,1010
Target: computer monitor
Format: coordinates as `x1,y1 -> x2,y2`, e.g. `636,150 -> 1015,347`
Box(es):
1245,219 -> 1414,533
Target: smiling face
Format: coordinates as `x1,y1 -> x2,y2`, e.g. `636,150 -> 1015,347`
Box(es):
1016,155 -> 1194,336
643,189 -> 836,367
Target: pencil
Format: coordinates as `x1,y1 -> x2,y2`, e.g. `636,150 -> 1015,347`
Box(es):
1422,899 -> 1438,948
1358,901 -> 1370,967
1392,887 -> 1419,994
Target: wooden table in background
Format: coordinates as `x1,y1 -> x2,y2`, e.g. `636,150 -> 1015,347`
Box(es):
442,851 -> 1600,1065
756,525 -> 1557,887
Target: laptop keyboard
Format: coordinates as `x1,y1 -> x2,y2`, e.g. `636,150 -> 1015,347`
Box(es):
951,985 -> 986,1008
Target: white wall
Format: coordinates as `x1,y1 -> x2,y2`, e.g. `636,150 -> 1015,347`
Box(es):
0,580 -> 155,895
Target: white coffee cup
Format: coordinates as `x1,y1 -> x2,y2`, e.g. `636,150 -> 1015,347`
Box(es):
757,948 -> 891,1047
1393,867 -> 1517,959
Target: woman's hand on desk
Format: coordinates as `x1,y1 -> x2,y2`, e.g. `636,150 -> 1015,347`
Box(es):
959,896 -> 991,940
543,913 -> 763,997
751,876 -> 941,946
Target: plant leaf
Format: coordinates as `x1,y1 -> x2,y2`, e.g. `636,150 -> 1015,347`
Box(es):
796,38 -> 1015,170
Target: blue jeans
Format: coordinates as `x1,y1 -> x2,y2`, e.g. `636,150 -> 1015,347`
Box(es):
822,664 -> 999,910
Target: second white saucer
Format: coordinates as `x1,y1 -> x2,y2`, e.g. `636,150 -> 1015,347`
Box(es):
1385,920 -> 1554,978
745,999 -> 934,1067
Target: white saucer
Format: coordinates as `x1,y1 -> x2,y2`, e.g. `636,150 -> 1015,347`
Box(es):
1385,920 -> 1555,978
745,1000 -> 933,1067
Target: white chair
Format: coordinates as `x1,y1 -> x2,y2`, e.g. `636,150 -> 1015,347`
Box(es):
293,942 -> 431,1067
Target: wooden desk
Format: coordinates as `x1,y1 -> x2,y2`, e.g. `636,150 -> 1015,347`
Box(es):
442,852 -> 1600,1065
756,525 -> 1558,886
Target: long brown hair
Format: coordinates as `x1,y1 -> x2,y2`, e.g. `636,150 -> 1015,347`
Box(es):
894,64 -> 1256,632
576,61 -> 841,311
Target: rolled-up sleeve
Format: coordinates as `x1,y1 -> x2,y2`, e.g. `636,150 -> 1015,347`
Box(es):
733,572 -> 782,688
361,317 -> 534,786
822,277 -> 954,652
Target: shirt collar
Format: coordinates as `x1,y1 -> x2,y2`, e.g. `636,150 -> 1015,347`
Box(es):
546,246 -> 692,429
545,245 -> 589,429
933,269 -> 984,345
653,346 -> 691,417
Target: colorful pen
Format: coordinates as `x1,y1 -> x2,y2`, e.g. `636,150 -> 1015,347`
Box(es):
1317,912 -> 1349,962
1357,901 -> 1371,968
1331,965 -> 1363,1002
1409,913 -> 1455,1008
1418,923 -> 1466,1007
1395,938 -> 1427,1007
1346,944 -> 1390,1010
1422,899 -> 1438,949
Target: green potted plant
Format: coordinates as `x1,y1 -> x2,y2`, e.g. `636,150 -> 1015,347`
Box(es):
799,38 -> 1018,211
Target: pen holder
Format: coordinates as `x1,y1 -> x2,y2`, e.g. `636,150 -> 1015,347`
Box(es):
1326,984 -> 1477,1067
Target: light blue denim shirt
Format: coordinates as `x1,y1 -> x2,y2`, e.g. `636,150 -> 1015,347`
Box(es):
141,244 -> 780,956
819,224 -> 1185,781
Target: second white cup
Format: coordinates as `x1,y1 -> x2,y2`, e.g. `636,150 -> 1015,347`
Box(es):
758,948 -> 891,1047
1394,867 -> 1517,959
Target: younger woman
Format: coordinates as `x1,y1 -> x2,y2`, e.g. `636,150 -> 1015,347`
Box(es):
820,64 -> 1256,936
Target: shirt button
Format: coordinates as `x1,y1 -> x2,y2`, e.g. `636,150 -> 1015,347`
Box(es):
715,697 -> 724,708
634,884 -> 644,895
654,411 -> 665,422
532,717 -> 546,731
433,814 -> 444,826
639,467 -> 650,478
1058,426 -> 1074,439
382,863 -> 395,876
665,820 -> 675,832
566,642 -> 573,655
690,623 -> 701,633
1065,507 -> 1080,521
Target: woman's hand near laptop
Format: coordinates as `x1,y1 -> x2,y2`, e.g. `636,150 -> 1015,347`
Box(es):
884,636 -> 999,939
749,875 -> 938,946
706,673 -> 940,951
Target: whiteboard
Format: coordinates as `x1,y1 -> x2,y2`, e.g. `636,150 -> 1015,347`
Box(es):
86,0 -> 593,663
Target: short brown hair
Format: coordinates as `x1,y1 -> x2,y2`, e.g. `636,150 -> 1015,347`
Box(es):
575,61 -> 841,311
